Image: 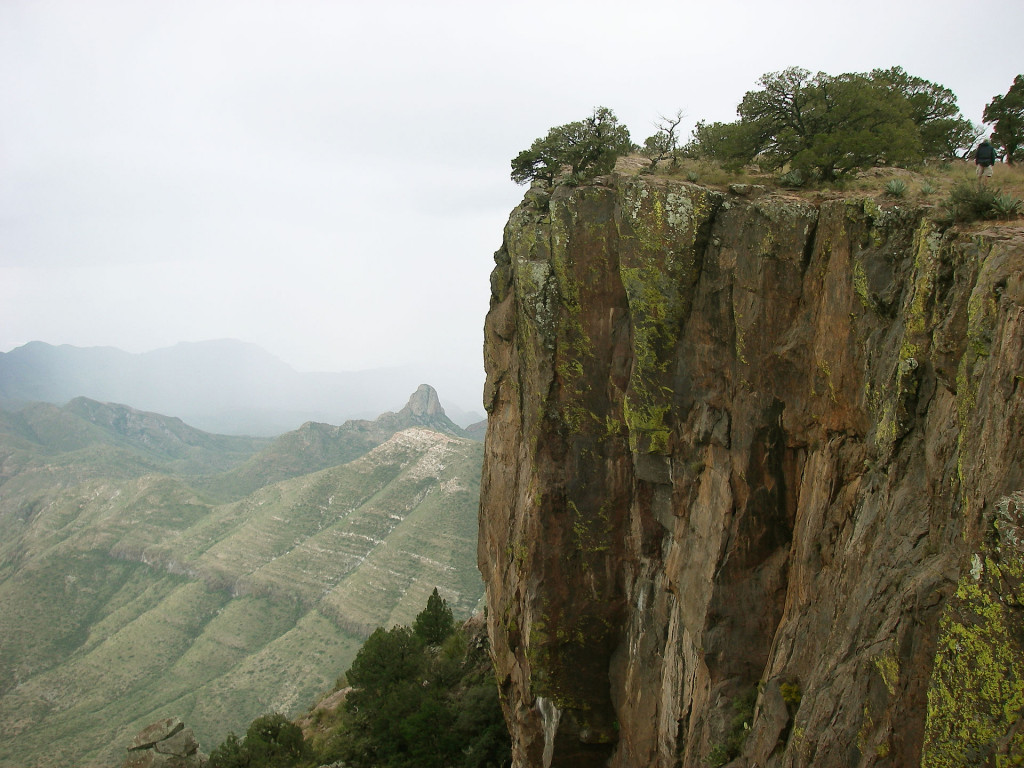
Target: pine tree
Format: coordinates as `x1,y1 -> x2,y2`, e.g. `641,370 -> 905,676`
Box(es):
414,587 -> 455,645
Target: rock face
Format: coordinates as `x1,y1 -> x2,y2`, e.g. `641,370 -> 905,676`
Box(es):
123,718 -> 206,767
478,176 -> 1024,767
354,383 -> 469,438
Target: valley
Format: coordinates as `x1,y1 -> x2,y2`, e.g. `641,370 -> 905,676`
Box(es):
0,387 -> 483,767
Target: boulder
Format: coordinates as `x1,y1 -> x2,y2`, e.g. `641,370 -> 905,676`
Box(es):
123,718 -> 206,768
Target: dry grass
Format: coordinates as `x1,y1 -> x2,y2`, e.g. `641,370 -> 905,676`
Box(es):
621,154 -> 1024,217
614,155 -> 1024,228
846,161 -> 1024,202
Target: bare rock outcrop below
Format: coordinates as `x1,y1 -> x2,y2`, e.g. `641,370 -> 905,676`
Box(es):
123,718 -> 207,768
479,176 -> 1024,767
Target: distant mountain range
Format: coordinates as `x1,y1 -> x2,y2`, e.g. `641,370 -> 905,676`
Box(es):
0,340 -> 486,435
0,387 -> 484,768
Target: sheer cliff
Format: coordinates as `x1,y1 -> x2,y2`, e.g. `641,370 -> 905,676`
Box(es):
478,176 -> 1024,767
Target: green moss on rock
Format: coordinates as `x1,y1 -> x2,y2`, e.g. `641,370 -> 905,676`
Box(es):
616,182 -> 720,454
922,491 -> 1024,767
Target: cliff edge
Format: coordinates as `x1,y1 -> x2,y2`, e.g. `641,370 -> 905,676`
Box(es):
479,176 -> 1024,767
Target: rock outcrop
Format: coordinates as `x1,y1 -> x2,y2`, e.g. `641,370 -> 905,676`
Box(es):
479,175 -> 1024,767
123,718 -> 207,768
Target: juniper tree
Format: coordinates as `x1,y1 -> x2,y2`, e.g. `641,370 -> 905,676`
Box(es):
641,110 -> 686,169
984,74 -> 1024,164
511,106 -> 632,185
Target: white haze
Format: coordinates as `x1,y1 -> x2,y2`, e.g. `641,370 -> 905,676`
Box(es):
2,0 -> 1021,415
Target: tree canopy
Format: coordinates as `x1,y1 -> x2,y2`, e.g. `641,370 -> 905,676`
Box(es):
511,106 -> 632,185
871,66 -> 976,157
207,713 -> 308,768
984,74 -> 1024,164
414,587 -> 456,645
207,590 -> 511,768
511,69 -> 981,187
687,66 -> 976,181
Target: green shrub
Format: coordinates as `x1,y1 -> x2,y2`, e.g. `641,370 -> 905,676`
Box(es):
208,733 -> 246,768
244,714 -> 307,768
943,181 -> 998,222
884,178 -> 907,197
780,681 -> 802,709
779,168 -> 806,188
941,182 -> 1023,222
706,687 -> 759,766
208,714 -> 307,768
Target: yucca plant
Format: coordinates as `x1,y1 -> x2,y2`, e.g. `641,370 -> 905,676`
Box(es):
919,181 -> 936,196
884,179 -> 907,198
990,191 -> 1023,219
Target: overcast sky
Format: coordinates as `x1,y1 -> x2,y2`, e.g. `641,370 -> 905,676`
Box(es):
2,0 -> 1021,412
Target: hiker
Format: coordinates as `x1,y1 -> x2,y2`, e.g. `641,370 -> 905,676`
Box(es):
975,137 -> 997,184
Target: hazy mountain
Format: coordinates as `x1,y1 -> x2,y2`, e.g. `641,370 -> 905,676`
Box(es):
0,398 -> 269,472
0,340 -> 486,435
0,390 -> 483,768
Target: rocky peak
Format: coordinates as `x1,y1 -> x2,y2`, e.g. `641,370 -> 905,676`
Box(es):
379,384 -> 464,438
400,383 -> 444,419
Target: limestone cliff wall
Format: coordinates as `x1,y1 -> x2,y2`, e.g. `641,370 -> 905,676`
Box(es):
479,176 -> 1024,768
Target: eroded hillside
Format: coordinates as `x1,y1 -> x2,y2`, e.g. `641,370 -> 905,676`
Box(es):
479,176 -> 1023,767
0,390 -> 483,768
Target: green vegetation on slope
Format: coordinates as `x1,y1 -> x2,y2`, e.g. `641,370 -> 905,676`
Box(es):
0,396 -> 484,768
208,593 -> 510,768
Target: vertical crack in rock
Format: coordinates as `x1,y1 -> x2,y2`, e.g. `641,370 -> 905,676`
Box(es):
480,176 -> 1024,768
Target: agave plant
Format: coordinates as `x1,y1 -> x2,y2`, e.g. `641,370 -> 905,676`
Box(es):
990,192 -> 1023,219
884,179 -> 907,198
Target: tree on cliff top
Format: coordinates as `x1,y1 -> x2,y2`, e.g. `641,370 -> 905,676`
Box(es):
641,109 -> 686,169
312,604 -> 510,768
984,74 -> 1024,164
735,67 -> 922,180
688,66 -> 975,180
871,66 -> 976,158
511,106 -> 632,185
